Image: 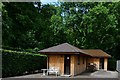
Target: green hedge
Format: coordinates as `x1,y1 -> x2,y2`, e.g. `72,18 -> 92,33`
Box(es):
2,49 -> 47,77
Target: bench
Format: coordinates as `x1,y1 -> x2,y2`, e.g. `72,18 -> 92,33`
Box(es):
47,67 -> 60,76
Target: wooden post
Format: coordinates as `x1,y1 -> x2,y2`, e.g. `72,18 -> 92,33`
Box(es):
104,58 -> 108,71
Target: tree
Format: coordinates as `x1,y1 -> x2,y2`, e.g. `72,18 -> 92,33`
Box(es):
2,2 -> 120,60
49,2 -> 119,57
2,2 -> 39,49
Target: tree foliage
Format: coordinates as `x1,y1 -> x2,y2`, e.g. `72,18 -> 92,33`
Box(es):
2,2 -> 120,60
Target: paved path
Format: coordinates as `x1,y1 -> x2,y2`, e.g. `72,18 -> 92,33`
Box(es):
90,70 -> 118,78
2,70 -> 119,80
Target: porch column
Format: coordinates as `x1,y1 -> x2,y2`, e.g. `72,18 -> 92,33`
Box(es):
104,58 -> 108,70
97,58 -> 100,70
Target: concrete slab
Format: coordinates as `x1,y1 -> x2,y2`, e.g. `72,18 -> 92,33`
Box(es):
90,70 -> 118,78
4,70 -> 118,79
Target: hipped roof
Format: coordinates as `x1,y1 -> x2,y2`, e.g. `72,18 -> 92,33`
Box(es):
38,43 -> 111,57
39,43 -> 86,53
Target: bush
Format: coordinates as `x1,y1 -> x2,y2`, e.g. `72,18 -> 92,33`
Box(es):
2,49 -> 47,77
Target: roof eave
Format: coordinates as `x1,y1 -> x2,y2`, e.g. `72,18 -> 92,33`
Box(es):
38,52 -> 81,54
90,56 -> 111,58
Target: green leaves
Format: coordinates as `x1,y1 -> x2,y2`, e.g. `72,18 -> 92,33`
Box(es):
49,2 -> 120,52
2,49 -> 47,77
0,2 -> 3,11
2,2 -> 120,60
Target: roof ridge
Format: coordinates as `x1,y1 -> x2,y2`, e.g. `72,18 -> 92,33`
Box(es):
65,43 -> 79,52
68,44 -> 91,55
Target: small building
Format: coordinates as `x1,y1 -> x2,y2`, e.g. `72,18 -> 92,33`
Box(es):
39,43 -> 111,76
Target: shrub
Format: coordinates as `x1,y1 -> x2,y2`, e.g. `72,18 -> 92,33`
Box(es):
2,49 -> 47,77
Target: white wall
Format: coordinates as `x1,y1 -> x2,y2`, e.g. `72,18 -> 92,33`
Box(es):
117,60 -> 120,72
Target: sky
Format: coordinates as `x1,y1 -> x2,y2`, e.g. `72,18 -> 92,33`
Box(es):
41,0 -> 58,4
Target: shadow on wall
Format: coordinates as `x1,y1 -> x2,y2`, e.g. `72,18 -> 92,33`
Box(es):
108,58 -> 116,71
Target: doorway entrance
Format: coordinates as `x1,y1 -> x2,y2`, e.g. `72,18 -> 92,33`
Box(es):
99,58 -> 104,69
64,55 -> 70,75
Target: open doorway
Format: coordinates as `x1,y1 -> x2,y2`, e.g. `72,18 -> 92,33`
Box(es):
64,55 -> 70,75
100,58 -> 104,69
